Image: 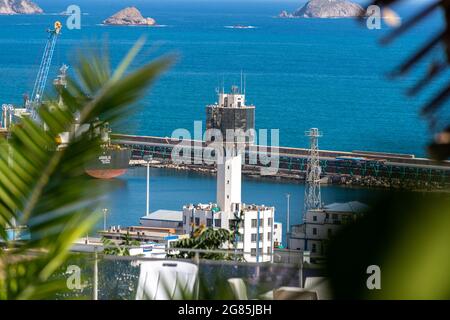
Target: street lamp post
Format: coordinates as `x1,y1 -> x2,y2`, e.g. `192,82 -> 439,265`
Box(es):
144,155 -> 153,217
102,208 -> 108,230
286,193 -> 290,248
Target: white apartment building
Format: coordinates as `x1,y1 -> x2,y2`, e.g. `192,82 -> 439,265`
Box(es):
182,202 -> 278,262
288,201 -> 368,256
181,123 -> 281,261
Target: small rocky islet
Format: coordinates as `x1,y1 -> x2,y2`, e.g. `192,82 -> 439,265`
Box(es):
0,0 -> 43,14
103,7 -> 156,26
279,0 -> 366,19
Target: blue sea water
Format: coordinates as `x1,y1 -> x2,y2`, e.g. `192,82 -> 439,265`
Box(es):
103,167 -> 382,245
0,0 -> 446,155
0,0 -> 446,244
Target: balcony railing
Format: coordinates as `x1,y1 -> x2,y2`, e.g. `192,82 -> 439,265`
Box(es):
53,246 -> 327,300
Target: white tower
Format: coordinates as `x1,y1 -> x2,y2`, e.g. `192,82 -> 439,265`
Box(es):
209,85 -> 252,213
304,128 -> 323,216
217,146 -> 242,213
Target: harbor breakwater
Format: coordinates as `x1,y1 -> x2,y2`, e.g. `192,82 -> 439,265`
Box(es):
130,160 -> 447,191
121,134 -> 450,192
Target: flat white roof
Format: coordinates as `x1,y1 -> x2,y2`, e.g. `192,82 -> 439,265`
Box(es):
324,201 -> 369,213
140,209 -> 183,222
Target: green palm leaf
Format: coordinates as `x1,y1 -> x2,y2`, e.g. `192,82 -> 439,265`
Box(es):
0,40 -> 173,299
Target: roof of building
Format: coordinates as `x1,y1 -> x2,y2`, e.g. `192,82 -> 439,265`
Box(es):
184,203 -> 274,212
140,209 -> 183,222
323,201 -> 369,213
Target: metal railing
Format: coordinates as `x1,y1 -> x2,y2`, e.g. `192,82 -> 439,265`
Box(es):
58,246 -> 326,300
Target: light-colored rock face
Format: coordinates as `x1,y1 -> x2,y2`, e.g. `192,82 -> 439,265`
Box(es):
103,6 -> 156,26
293,0 -> 366,18
279,10 -> 294,18
0,0 -> 43,14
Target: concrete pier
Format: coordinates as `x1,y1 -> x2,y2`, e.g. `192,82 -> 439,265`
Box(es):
113,134 -> 450,189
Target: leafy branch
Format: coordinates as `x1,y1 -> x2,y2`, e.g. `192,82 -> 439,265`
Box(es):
0,39 -> 172,299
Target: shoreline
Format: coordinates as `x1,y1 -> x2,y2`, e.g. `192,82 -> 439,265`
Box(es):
129,161 -> 449,193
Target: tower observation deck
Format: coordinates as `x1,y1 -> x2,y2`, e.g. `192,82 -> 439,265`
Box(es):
206,85 -> 255,145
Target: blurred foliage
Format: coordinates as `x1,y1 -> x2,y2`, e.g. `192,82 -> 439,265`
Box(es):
170,226 -> 238,260
368,0 -> 450,159
326,191 -> 450,299
0,38 -> 172,299
330,1 -> 450,300
101,232 -> 140,256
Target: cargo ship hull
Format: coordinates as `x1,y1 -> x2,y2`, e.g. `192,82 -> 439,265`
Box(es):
85,147 -> 131,179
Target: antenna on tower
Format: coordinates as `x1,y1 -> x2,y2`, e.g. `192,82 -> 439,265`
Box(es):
220,74 -> 225,94
240,70 -> 243,94
304,128 -> 323,219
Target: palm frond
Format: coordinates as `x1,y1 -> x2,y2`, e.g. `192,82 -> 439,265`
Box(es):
0,41 -> 173,299
368,0 -> 450,159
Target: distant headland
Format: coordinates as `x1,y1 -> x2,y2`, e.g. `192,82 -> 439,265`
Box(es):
279,0 -> 366,19
103,7 -> 156,26
0,0 -> 43,15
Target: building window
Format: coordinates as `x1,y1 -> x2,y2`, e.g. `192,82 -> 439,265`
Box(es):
227,180 -> 230,184
183,216 -> 186,224
268,217 -> 273,227
206,218 -> 213,227
313,215 -> 317,222
251,248 -> 256,256
267,247 -> 271,255
274,224 -> 278,229
251,233 -> 257,242
312,228 -> 317,235
214,219 -> 221,227
259,219 -> 264,227
267,232 -> 271,241
312,243 -> 317,253
195,217 -> 200,226
251,219 -> 257,228
227,195 -> 229,199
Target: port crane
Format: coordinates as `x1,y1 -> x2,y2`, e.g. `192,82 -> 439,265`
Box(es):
26,21 -> 62,121
1,22 -> 62,130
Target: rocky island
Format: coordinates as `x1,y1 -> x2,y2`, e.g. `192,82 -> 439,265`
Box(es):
0,0 -> 43,14
279,0 -> 366,19
103,7 -> 156,26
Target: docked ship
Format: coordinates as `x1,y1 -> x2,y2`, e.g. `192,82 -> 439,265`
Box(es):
85,147 -> 131,179
53,65 -> 132,180
84,123 -> 132,179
